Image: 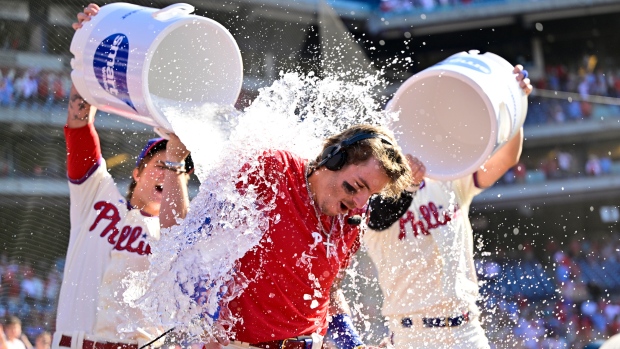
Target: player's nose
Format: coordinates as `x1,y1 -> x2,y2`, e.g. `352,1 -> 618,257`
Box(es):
352,192 -> 369,209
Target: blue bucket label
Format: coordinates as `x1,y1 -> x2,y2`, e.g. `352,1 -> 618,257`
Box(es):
93,33 -> 137,111
437,56 -> 492,74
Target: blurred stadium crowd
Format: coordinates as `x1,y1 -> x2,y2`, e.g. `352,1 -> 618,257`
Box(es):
376,0 -> 541,13
0,255 -> 61,341
0,68 -> 72,111
476,232 -> 620,348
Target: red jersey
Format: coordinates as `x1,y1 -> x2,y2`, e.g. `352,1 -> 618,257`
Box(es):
230,150 -> 361,343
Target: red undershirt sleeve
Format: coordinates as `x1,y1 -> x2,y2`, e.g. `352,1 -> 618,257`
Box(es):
64,123 -> 102,181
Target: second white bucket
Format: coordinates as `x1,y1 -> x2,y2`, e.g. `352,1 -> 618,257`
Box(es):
387,50 -> 528,181
70,2 -> 243,132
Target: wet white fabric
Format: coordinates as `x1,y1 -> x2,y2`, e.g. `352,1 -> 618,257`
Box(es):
55,161 -> 160,346
364,175 -> 486,348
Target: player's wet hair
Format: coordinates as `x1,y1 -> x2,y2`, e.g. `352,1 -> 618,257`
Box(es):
315,124 -> 412,198
4,315 -> 21,326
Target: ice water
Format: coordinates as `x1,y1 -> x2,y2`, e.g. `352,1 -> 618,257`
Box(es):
121,71 -> 396,340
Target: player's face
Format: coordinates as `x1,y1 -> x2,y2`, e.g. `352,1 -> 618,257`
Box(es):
5,324 -> 21,340
314,156 -> 390,216
35,336 -> 51,349
132,151 -> 168,214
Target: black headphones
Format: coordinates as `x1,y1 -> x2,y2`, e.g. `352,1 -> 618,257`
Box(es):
316,132 -> 393,171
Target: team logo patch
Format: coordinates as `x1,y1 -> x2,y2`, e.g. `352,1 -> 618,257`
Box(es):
93,33 -> 137,111
438,56 -> 491,74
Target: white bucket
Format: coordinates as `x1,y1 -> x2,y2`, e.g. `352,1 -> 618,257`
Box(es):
387,50 -> 527,181
70,2 -> 243,133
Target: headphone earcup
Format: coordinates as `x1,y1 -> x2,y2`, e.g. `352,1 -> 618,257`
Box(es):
324,149 -> 347,171
320,145 -> 338,162
318,145 -> 346,171
317,131 -> 391,171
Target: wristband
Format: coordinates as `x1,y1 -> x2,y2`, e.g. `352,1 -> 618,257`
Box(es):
163,160 -> 186,174
521,69 -> 528,79
327,313 -> 365,349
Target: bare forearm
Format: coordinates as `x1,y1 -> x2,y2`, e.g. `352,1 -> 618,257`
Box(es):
68,2 -> 98,129
329,283 -> 352,315
499,127 -> 524,167
67,85 -> 96,128
160,172 -> 190,229
476,128 -> 524,188
160,133 -> 192,229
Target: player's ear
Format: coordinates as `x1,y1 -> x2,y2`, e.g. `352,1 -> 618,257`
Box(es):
132,167 -> 140,182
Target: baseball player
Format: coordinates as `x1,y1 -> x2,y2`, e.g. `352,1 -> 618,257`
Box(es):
171,125 -> 413,349
363,66 -> 532,348
52,4 -> 192,349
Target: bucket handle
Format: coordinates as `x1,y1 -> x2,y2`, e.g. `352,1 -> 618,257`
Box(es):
152,3 -> 195,21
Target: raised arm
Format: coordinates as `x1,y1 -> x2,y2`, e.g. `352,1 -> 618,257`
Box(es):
159,133 -> 191,229
65,85 -> 100,182
66,3 -> 99,129
65,4 -> 101,181
474,128 -> 523,188
66,85 -> 96,128
474,65 -> 532,188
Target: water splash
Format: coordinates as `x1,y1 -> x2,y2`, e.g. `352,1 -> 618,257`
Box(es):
121,71 -> 397,340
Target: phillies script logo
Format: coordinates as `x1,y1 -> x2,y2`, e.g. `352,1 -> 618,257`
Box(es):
93,33 -> 137,111
438,56 -> 491,75
89,201 -> 151,255
398,202 -> 460,240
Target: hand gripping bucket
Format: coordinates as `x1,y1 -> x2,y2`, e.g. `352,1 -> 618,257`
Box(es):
387,50 -> 528,181
70,3 -> 243,133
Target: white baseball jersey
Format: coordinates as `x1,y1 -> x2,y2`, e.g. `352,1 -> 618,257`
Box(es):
5,339 -> 26,349
364,176 -> 482,319
55,159 -> 160,344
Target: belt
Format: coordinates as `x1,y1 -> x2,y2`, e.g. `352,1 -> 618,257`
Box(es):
402,312 -> 470,328
246,336 -> 314,349
59,335 -> 138,349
